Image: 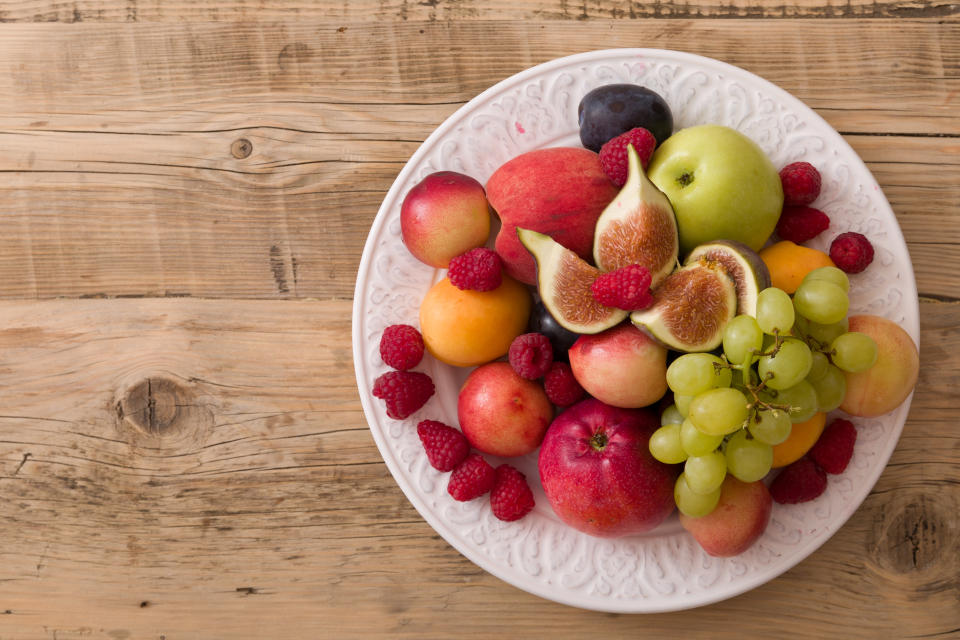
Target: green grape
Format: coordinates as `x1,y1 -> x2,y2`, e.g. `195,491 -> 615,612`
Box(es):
748,408 -> 792,445
723,314 -> 764,366
729,367 -> 748,393
688,387 -> 750,436
763,380 -> 819,423
802,266 -> 850,293
666,353 -> 731,396
758,338 -> 813,390
684,451 -> 727,495
660,404 -> 684,426
649,423 -> 688,464
674,394 -> 694,418
807,350 -> 831,382
680,417 -> 724,456
808,364 -> 847,412
793,279 -> 849,325
674,473 -> 721,518
756,287 -> 795,335
801,316 -> 849,347
831,331 -> 879,373
724,430 -> 773,482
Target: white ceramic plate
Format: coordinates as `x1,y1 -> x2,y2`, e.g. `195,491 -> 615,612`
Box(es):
352,49 -> 919,613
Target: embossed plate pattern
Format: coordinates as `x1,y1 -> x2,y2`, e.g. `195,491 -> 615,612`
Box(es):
352,49 -> 919,612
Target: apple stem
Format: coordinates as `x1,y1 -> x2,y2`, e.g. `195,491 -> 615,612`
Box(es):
589,431 -> 608,452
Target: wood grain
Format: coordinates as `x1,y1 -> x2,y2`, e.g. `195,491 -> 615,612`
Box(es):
0,9 -> 956,640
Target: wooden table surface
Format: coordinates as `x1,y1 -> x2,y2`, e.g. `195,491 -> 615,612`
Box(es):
0,3 -> 957,638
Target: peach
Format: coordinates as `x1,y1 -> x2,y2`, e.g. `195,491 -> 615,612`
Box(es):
458,362 -> 553,458
400,171 -> 492,268
840,314 -> 919,417
567,323 -> 668,408
679,475 -> 772,557
486,147 -> 618,285
419,275 -> 531,368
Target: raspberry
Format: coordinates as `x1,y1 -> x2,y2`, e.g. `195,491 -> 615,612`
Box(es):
447,453 -> 496,501
448,247 -> 502,291
371,370 -> 435,420
490,464 -> 535,522
508,333 -> 554,379
779,161 -> 822,206
808,418 -> 857,474
770,457 -> 828,505
379,324 -> 425,371
598,127 -> 657,187
543,361 -> 586,407
776,205 -> 830,244
590,264 -> 654,310
830,232 -> 875,274
417,420 -> 470,472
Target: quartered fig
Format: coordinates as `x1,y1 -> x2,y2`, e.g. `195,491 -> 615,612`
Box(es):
518,228 -> 628,334
593,145 -> 679,289
630,260 -> 737,352
684,240 -> 771,317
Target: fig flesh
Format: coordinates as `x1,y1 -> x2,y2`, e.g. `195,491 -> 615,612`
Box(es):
630,261 -> 737,352
593,145 -> 679,289
518,227 -> 628,334
684,240 -> 771,317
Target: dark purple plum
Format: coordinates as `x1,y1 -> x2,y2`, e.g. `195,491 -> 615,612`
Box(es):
578,84 -> 673,152
529,300 -> 580,361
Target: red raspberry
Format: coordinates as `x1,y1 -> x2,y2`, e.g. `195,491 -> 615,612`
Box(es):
808,418 -> 857,474
508,333 -> 554,379
779,161 -> 822,206
490,464 -> 535,522
448,247 -> 502,291
543,361 -> 586,407
417,420 -> 470,472
599,127 -> 657,187
590,264 -> 654,310
830,232 -> 875,274
447,453 -> 496,501
379,324 -> 425,371
770,457 -> 828,505
776,205 -> 830,244
372,371 -> 435,420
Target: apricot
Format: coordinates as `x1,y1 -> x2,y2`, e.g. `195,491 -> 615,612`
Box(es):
771,411 -> 827,468
759,240 -> 836,294
679,475 -> 772,557
840,315 -> 919,417
419,275 -> 532,367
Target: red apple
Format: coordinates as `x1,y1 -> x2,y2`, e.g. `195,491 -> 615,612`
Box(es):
538,397 -> 676,538
679,475 -> 772,557
400,171 -> 492,268
567,323 -> 667,408
486,147 -> 618,284
458,362 -> 553,458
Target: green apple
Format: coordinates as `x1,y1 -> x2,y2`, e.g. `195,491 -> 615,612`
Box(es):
646,125 -> 783,257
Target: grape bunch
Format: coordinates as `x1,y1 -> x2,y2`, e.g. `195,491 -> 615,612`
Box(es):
649,266 -> 879,518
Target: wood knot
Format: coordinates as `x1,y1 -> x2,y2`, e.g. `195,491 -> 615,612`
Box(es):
231,138 -> 252,159
867,492 -> 955,578
118,377 -> 194,435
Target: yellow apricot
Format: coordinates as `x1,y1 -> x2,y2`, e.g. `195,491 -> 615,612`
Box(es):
419,275 -> 532,367
759,240 -> 836,294
771,412 -> 827,468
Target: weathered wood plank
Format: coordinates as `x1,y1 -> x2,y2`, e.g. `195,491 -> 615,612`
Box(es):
0,22 -> 955,300
0,0 -> 957,23
0,294 -> 951,639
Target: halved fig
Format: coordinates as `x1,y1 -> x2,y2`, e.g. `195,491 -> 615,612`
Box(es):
630,261 -> 737,352
593,145 -> 679,289
684,240 -> 771,317
518,227 -> 627,334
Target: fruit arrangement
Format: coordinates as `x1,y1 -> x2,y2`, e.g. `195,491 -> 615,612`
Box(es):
368,78 -> 920,561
